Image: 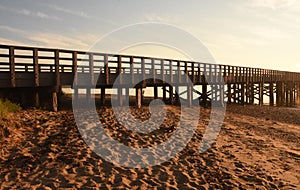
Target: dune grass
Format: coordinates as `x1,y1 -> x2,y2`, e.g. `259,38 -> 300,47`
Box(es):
0,99 -> 21,119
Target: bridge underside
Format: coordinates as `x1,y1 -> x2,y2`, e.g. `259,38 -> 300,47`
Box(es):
1,44 -> 300,110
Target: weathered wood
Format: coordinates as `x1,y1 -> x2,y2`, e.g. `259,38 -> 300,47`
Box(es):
136,88 -> 142,108
187,85 -> 193,107
105,54 -> 109,84
33,48 -> 39,87
34,89 -> 40,107
169,86 -> 174,104
259,83 -> 264,106
227,84 -> 231,103
162,86 -> 166,102
269,83 -> 274,106
2,44 -> 300,109
118,87 -> 123,106
9,47 -> 15,87
154,86 -> 158,99
118,55 -> 122,84
101,88 -> 105,105
52,91 -> 58,112
72,52 -> 78,86
89,53 -> 94,86
54,50 -> 60,87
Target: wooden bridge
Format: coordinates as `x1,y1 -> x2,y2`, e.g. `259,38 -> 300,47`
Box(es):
1,44 -> 300,111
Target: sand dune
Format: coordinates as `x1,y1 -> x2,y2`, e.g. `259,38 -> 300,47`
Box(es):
0,104 -> 299,189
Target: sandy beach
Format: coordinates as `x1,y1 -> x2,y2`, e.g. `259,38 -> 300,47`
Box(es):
0,104 -> 299,189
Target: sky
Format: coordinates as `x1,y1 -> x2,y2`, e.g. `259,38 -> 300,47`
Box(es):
0,0 -> 300,72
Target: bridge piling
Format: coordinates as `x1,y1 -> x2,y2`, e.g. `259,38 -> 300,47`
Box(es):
1,44 -> 300,110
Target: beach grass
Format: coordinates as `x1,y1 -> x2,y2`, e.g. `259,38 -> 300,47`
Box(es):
0,99 -> 21,119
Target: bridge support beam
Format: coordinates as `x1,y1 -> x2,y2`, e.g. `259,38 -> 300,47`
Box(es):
227,84 -> 231,104
162,86 -> 166,102
117,87 -> 123,106
169,86 -> 174,104
175,86 -> 180,105
154,86 -> 158,99
203,84 -> 208,108
269,83 -> 274,106
187,85 -> 193,107
101,88 -> 105,105
34,89 -> 40,108
52,91 -> 58,112
136,87 -> 142,108
259,83 -> 264,106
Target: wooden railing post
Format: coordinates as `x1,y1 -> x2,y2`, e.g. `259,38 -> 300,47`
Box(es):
130,56 -> 134,84
9,47 -> 15,87
89,53 -> 94,86
105,54 -> 109,84
33,48 -> 39,87
118,55 -> 122,84
54,50 -> 60,87
72,52 -> 78,86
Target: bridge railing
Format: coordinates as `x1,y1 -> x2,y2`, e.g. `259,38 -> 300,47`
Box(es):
1,44 -> 300,88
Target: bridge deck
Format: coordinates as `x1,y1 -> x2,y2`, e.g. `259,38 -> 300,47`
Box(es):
1,44 -> 300,89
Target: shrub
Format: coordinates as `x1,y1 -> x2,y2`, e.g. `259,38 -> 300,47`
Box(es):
0,99 -> 21,119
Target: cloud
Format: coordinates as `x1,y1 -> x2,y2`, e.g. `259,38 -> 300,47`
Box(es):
0,25 -> 25,34
0,5 -> 60,20
249,26 -> 289,39
27,33 -> 97,50
143,13 -> 177,23
0,37 -> 29,46
248,0 -> 296,10
47,4 -> 91,19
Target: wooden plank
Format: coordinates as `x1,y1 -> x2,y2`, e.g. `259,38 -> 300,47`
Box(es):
89,53 -> 94,86
170,60 -> 173,83
191,62 -> 195,83
177,61 -> 181,83
105,54 -> 109,84
118,55 -> 122,84
130,56 -> 134,84
152,58 -> 156,83
9,47 -> 16,87
185,62 -> 188,83
141,58 -> 145,83
270,83 -> 274,106
54,50 -> 60,87
73,52 -> 78,86
161,59 -> 165,82
33,48 -> 39,87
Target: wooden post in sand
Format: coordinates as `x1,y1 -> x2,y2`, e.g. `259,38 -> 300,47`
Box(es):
227,84 -> 231,104
136,87 -> 142,108
276,82 -> 282,106
52,91 -> 58,112
125,87 -> 130,105
298,83 -> 300,106
175,85 -> 179,105
269,83 -> 274,106
259,83 -> 264,106
169,86 -> 174,104
203,84 -> 208,107
101,87 -> 105,105
117,87 -> 123,106
285,82 -> 289,107
187,85 -> 193,107
297,83 -> 300,106
74,88 -> 78,101
241,83 -> 245,105
34,89 -> 40,108
154,86 -> 158,99
162,86 -> 166,102
86,88 -> 91,102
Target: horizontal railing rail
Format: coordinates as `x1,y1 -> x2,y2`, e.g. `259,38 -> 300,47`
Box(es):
1,44 -> 300,88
